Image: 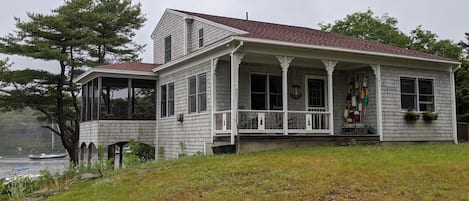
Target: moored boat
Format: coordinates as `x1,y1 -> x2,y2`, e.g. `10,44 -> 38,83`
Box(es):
28,153 -> 67,160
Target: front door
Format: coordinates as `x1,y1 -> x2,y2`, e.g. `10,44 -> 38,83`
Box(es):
306,76 -> 327,112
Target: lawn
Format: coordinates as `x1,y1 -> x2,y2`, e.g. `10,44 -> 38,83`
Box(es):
47,144 -> 469,201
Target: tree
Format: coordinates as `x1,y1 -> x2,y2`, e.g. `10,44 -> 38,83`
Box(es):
456,33 -> 469,122
321,10 -> 468,121
319,10 -> 410,48
0,0 -> 145,165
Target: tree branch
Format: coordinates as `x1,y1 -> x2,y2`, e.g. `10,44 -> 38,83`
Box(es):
41,125 -> 62,137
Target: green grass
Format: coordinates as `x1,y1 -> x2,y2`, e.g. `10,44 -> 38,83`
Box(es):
47,144 -> 469,201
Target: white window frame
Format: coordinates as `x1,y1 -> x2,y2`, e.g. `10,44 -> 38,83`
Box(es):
304,75 -> 328,111
164,35 -> 171,63
198,28 -> 204,48
188,72 -> 207,114
399,76 -> 435,112
160,82 -> 175,118
249,73 -> 282,110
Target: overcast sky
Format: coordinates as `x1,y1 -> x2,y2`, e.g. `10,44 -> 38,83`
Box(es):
0,0 -> 467,72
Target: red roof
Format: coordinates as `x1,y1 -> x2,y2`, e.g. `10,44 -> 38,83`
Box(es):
96,62 -> 159,72
175,10 -> 454,62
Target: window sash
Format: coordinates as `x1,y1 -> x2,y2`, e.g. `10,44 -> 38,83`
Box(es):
250,74 -> 282,110
168,83 -> 174,116
164,36 -> 171,63
198,28 -> 204,48
160,85 -> 167,117
188,73 -> 207,113
400,77 -> 434,111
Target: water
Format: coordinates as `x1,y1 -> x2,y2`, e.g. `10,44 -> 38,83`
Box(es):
0,156 -> 69,179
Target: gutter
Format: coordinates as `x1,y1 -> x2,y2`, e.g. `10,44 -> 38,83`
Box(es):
74,68 -> 155,83
152,37 -> 234,73
232,36 -> 461,65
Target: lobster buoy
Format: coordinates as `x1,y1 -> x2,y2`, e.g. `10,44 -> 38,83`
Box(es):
359,89 -> 366,99
364,95 -> 369,105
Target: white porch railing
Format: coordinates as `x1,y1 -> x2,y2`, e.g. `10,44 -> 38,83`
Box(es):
214,110 -> 331,135
288,111 -> 330,133
214,110 -> 231,134
238,110 -> 284,132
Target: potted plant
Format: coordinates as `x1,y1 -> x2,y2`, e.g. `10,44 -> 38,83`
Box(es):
422,111 -> 438,121
404,109 -> 420,121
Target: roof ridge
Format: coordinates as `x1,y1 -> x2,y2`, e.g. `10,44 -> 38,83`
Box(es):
171,9 -> 455,63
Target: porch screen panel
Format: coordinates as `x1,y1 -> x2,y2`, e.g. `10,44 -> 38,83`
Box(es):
100,77 -> 129,120
269,75 -> 282,110
132,79 -> 156,120
251,74 -> 267,110
92,78 -> 99,120
307,79 -> 325,108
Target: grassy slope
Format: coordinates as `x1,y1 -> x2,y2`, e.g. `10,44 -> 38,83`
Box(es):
48,144 -> 469,201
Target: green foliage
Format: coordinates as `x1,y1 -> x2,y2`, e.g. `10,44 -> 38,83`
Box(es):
128,139 -> 155,162
321,9 -> 468,122
319,10 -> 410,48
422,111 -> 438,121
47,144 -> 469,201
0,0 -> 146,164
404,110 -> 420,121
158,146 -> 165,160
457,33 -> 469,122
178,142 -> 187,158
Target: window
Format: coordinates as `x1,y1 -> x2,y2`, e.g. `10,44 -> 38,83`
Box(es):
198,28 -> 204,48
400,77 -> 434,111
307,78 -> 326,108
188,73 -> 207,113
132,79 -> 156,120
161,83 -> 175,118
164,35 -> 171,63
250,74 -> 282,110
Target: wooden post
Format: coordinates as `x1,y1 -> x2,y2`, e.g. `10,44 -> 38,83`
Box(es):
230,53 -> 245,144
277,56 -> 294,135
322,60 -> 337,135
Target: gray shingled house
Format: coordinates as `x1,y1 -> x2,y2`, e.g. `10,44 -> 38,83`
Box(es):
75,9 -> 460,161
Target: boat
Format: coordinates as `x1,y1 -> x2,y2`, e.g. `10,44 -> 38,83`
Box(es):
28,153 -> 67,160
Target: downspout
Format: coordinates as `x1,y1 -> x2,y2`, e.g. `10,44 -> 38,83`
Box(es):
450,64 -> 461,144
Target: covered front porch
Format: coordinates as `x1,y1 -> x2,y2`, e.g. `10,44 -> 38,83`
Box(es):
210,43 -> 382,145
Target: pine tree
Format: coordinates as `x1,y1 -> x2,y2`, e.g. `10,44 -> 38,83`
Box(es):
0,0 -> 145,164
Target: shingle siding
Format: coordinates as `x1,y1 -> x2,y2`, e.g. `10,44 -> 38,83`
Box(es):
190,20 -> 234,52
157,61 -> 212,158
153,12 -> 185,64
380,66 -> 453,141
79,120 -> 156,147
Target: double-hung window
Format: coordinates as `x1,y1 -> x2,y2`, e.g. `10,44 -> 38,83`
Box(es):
250,74 -> 282,110
160,83 -> 174,118
198,28 -> 204,48
164,35 -> 171,63
400,77 -> 434,111
188,73 -> 207,113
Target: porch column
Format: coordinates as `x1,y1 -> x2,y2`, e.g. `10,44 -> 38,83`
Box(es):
231,53 -> 245,144
322,60 -> 337,135
277,56 -> 294,135
371,64 -> 383,141
210,58 -> 219,144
